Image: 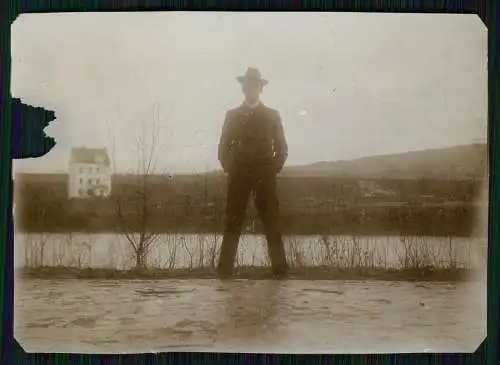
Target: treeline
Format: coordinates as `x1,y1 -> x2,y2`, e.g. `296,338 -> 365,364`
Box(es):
14,174 -> 485,236
14,173 -> 484,204
17,202 -> 478,236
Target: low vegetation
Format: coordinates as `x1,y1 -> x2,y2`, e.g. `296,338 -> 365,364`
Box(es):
17,233 -> 486,281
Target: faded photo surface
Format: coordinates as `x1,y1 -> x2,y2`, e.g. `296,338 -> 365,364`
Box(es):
12,12 -> 487,353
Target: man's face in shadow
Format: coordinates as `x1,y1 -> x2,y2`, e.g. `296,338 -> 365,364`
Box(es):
242,81 -> 263,104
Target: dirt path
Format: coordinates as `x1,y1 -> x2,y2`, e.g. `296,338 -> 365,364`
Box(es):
15,278 -> 486,353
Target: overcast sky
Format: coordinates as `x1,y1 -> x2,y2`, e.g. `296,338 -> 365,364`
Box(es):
11,12 -> 487,174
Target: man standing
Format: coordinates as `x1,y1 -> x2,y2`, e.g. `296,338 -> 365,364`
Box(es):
217,67 -> 289,279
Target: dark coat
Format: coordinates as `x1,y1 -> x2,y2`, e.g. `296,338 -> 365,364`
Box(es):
218,103 -> 288,174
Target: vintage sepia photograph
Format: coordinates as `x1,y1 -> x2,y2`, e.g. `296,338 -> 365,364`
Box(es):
12,12 -> 487,353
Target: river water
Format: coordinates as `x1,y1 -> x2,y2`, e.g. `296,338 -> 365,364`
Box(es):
15,277 -> 486,354
15,233 -> 487,270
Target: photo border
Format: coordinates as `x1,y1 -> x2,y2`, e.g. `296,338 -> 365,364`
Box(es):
0,1 -> 494,364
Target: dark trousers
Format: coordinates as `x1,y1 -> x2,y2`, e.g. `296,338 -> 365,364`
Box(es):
217,163 -> 288,277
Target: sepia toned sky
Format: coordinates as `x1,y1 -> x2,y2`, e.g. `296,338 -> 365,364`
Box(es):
11,12 -> 487,174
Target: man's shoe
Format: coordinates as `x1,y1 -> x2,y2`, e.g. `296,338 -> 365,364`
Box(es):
272,267 -> 289,280
216,267 -> 232,280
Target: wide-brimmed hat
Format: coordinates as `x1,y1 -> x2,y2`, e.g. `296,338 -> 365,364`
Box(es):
236,67 -> 268,86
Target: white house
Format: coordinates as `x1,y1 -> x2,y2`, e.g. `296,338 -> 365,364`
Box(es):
68,147 -> 112,199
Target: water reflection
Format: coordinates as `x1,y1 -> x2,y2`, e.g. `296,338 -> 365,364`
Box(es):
215,279 -> 283,343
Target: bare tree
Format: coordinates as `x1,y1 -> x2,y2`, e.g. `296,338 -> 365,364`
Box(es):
109,104 -> 165,271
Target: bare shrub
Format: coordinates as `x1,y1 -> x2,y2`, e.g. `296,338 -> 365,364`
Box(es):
348,235 -> 362,268
165,234 -> 179,269
52,237 -> 66,267
287,236 -> 305,268
319,235 -> 333,266
180,236 -> 194,269
151,248 -> 163,268
84,234 -> 96,267
19,231 -> 475,276
375,239 -> 389,268
260,238 -> 272,268
105,241 -> 119,269
196,233 -> 205,268
307,238 -> 317,266
356,240 -> 376,269
234,236 -> 245,268
249,243 -> 258,266
64,234 -> 92,269
397,235 -> 438,270
206,231 -> 220,269
24,236 -> 39,268
416,236 -> 438,268
24,233 -> 51,268
445,236 -> 458,269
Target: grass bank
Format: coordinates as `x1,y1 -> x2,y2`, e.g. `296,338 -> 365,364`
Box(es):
18,265 -> 473,282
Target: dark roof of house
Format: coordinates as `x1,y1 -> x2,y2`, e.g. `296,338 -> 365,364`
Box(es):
70,147 -> 110,165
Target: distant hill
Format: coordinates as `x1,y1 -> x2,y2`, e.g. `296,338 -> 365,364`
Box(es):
209,143 -> 487,180
13,143 -> 488,182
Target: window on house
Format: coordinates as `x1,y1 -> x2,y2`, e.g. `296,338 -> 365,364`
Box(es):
96,178 -> 101,185
97,167 -> 100,173
88,179 -> 92,185
79,178 -> 83,184
78,189 -> 85,196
